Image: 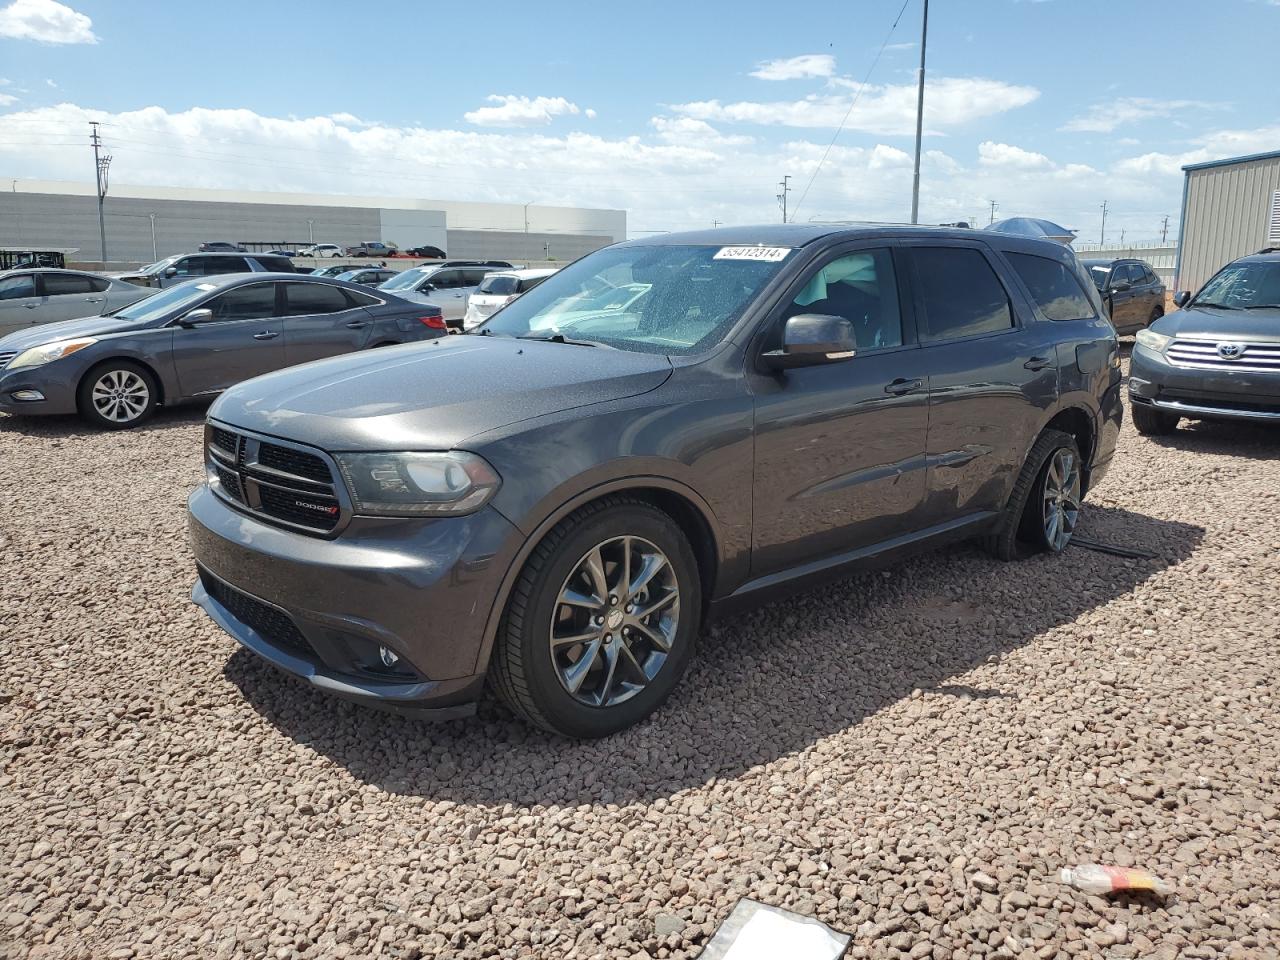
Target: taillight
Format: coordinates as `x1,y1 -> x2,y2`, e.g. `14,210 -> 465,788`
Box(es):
418,313 -> 446,330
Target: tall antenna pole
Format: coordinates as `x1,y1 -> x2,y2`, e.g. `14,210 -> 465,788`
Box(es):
90,122 -> 110,263
776,175 -> 792,223
988,200 -> 999,225
909,0 -> 929,224
1100,200 -> 1108,246
1160,215 -> 1170,244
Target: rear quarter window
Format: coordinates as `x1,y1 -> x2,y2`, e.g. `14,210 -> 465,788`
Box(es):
1006,252 -> 1096,322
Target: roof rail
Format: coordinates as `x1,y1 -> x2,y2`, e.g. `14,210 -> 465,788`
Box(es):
1256,247 -> 1280,255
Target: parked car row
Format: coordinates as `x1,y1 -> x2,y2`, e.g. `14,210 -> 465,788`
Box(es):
115,252 -> 300,288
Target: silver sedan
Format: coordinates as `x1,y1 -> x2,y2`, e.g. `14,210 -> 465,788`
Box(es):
0,268 -> 153,337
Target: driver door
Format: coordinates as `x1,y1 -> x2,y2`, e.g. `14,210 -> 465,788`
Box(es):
171,281 -> 285,398
748,244 -> 930,577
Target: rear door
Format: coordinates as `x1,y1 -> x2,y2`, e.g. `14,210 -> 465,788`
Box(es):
38,272 -> 110,322
902,241 -> 1059,525
0,273 -> 40,335
171,281 -> 285,398
427,268 -> 470,323
749,242 -> 930,575
282,281 -> 372,364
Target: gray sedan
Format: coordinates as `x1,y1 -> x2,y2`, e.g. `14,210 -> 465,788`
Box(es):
0,273 -> 447,429
0,269 -> 153,337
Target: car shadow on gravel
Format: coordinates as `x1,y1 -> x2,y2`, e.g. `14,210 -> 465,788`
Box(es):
1146,419 -> 1280,459
226,503 -> 1204,807
0,403 -> 210,438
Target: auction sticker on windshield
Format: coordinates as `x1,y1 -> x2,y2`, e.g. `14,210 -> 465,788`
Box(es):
713,246 -> 791,262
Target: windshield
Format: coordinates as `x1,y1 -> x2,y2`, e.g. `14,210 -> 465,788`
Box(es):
476,244 -> 791,355
478,275 -> 519,296
112,280 -> 215,322
136,255 -> 180,276
378,268 -> 428,291
1195,261 -> 1280,309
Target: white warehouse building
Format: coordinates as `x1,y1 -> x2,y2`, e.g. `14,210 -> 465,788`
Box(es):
0,179 -> 627,266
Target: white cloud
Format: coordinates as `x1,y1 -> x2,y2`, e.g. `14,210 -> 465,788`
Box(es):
45,77 -> 57,88
1062,97 -> 1221,133
1,102 -> 1259,243
463,94 -> 586,128
672,77 -> 1039,136
750,54 -> 836,81
0,93 -> 16,105
584,108 -> 597,120
978,141 -> 1052,170
0,0 -> 97,44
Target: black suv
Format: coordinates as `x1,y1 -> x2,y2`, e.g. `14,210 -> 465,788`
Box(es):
189,225 -> 1122,737
1080,257 -> 1166,334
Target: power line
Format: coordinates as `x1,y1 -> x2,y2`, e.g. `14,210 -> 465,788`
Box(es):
788,0 -> 912,222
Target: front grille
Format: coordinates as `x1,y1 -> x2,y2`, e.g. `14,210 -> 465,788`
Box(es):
0,351 -> 16,369
256,443 -> 332,483
205,422 -> 344,535
200,569 -> 312,656
1167,338 -> 1280,372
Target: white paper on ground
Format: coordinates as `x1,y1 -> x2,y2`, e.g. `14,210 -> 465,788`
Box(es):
698,899 -> 849,960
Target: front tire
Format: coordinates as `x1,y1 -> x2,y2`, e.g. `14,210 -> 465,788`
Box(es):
984,429 -> 1082,561
1131,402 -> 1179,436
490,497 -> 701,738
77,360 -> 158,430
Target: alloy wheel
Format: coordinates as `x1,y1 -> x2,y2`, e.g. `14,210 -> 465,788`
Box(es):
91,369 -> 150,424
1042,448 -> 1081,551
549,535 -> 680,708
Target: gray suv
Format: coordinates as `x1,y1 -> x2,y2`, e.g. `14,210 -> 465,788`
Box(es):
117,253 -> 297,289
189,225 -> 1122,737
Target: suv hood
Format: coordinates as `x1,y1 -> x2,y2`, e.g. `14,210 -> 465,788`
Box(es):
210,335 -> 674,451
0,313 -> 158,351
1155,305 -> 1280,340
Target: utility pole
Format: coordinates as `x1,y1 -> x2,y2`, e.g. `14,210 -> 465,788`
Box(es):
90,122 -> 111,263
776,176 -> 791,223
988,200 -> 999,225
148,212 -> 157,261
909,0 -> 929,224
1160,215 -> 1170,245
712,219 -> 722,229
1119,228 -> 1126,245
1099,200 -> 1108,246
306,218 -> 315,243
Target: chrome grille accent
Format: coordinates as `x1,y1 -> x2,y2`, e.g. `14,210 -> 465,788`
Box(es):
204,421 -> 345,536
0,351 -> 17,369
1166,338 -> 1280,372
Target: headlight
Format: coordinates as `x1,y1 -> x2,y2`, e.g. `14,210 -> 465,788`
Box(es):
8,338 -> 98,370
1135,329 -> 1171,353
335,451 -> 501,517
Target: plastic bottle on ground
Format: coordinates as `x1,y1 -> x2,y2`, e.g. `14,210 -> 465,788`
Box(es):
1059,864 -> 1172,896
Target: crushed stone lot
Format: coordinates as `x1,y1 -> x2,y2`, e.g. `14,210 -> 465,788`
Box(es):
2,372 -> 1279,959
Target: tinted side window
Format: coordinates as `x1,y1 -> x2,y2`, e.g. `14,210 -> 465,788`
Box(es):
428,270 -> 460,290
519,276 -> 549,293
343,288 -> 379,307
461,268 -> 490,286
206,283 -> 279,322
89,276 -> 111,293
257,256 -> 294,273
1006,253 -> 1095,322
41,273 -> 95,296
912,247 -> 1013,341
284,282 -> 352,316
171,257 -> 204,277
787,248 -> 903,350
205,257 -> 251,275
0,274 -> 35,300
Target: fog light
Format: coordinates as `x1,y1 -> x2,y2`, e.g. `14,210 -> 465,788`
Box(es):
11,390 -> 45,401
378,646 -> 400,667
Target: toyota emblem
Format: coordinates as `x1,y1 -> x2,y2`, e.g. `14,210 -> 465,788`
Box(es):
1217,342 -> 1245,360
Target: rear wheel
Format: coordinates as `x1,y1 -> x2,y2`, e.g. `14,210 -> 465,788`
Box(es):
490,498 -> 700,738
77,361 -> 158,430
1147,306 -> 1164,328
984,429 -> 1082,560
1131,402 -> 1179,436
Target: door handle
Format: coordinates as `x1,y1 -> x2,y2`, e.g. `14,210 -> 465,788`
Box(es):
884,377 -> 923,396
84,297 -> 105,303
345,320 -> 370,328
1024,356 -> 1054,371
252,330 -> 279,340
23,303 -> 38,309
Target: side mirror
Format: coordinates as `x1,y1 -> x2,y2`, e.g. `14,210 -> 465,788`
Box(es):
1109,280 -> 1132,294
176,307 -> 214,329
1173,291 -> 1191,308
762,314 -> 857,370
164,267 -> 178,278
418,282 -> 435,292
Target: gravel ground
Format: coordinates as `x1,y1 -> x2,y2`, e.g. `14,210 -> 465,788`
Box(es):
2,371 -> 1279,960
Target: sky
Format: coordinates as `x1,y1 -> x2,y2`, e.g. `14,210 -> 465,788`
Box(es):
0,0 -> 1277,243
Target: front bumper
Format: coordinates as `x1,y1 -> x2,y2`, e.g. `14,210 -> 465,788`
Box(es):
0,364 -> 79,416
188,482 -> 524,713
1129,345 -> 1280,423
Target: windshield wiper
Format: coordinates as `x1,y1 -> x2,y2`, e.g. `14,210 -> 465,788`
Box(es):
1243,303 -> 1280,310
517,332 -> 609,348
1194,302 -> 1241,310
